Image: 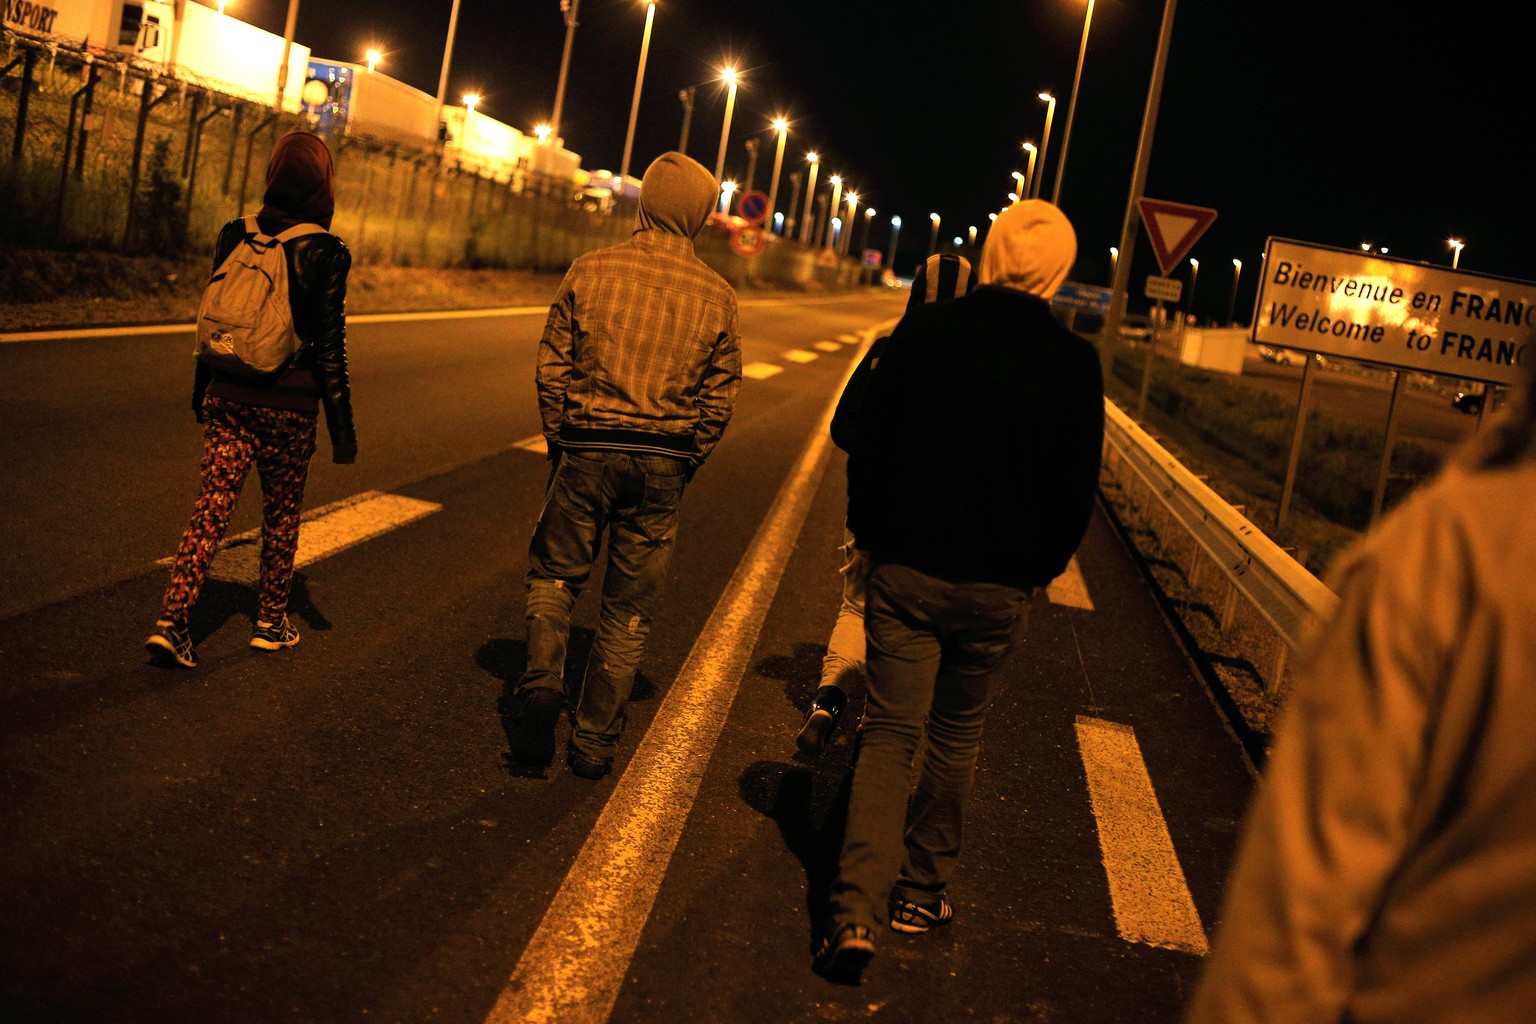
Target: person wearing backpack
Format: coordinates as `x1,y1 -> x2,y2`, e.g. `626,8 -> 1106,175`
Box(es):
145,129 -> 356,669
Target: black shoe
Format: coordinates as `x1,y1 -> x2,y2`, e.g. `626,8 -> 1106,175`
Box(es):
145,619 -> 197,669
813,922 -> 875,979
796,685 -> 847,755
889,892 -> 954,934
510,688 -> 564,766
567,746 -> 613,780
250,614 -> 301,651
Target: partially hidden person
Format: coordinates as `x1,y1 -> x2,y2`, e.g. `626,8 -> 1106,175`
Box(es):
814,200 -> 1104,980
145,129 -> 356,668
1185,346 -> 1536,1022
795,252 -> 977,756
508,151 -> 742,780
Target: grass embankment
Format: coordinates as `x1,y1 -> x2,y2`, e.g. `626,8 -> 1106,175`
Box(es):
0,245 -> 568,332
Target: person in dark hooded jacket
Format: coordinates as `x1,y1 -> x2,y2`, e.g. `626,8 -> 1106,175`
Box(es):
145,129 -> 356,670
814,200 -> 1103,980
795,252 -> 977,756
509,151 -> 742,780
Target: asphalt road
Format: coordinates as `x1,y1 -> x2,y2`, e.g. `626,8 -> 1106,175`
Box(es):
1,294 -> 1256,1023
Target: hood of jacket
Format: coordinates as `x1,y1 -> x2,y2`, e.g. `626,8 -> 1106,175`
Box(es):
259,130 -> 335,229
979,199 -> 1076,299
636,151 -> 718,239
907,252 -> 977,312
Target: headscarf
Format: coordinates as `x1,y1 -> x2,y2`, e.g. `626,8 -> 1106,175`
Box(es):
907,252 -> 977,312
978,199 -> 1076,299
260,130 -> 335,229
636,151 -> 717,239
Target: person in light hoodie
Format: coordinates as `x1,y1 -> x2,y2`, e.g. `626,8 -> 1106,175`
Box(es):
814,200 -> 1103,979
1186,352 -> 1536,1023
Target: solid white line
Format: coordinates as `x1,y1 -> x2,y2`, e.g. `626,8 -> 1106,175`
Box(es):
1046,556 -> 1094,610
485,330 -> 877,1024
742,361 -> 784,379
783,349 -> 818,363
158,490 -> 441,585
1074,715 -> 1209,955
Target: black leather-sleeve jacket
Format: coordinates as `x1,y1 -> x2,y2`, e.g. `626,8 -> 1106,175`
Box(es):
198,216 -> 356,448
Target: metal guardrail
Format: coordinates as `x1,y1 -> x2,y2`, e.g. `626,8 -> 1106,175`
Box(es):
1100,398 -> 1338,692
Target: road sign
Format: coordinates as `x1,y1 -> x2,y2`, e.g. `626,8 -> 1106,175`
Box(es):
737,190 -> 770,225
1137,197 -> 1217,276
1144,275 -> 1183,302
1054,281 -> 1111,314
730,224 -> 767,258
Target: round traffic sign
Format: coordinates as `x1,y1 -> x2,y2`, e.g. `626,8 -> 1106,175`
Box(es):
730,224 -> 767,258
736,190 -> 770,225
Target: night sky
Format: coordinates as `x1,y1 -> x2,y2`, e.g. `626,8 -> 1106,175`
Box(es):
227,0 -> 1529,319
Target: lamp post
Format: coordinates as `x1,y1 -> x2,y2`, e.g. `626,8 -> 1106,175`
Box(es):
1021,141 -> 1037,200
858,207 -> 875,259
1187,257 -> 1199,325
1226,258 -> 1243,326
619,0 -> 658,191
1051,0 -> 1095,206
1448,237 -> 1464,268
1010,171 -> 1024,205
887,215 -> 902,273
927,212 -> 941,255
676,85 -> 695,153
825,175 -> 843,252
967,225 -> 978,246
718,180 -> 737,215
549,0 -> 578,147
534,124 -> 552,145
798,151 -> 820,244
1109,246 -> 1118,285
765,116 -> 788,232
365,48 -> 381,73
274,0 -> 301,112
782,170 -> 802,237
712,66 -> 739,185
842,190 -> 858,256
1032,92 -> 1056,198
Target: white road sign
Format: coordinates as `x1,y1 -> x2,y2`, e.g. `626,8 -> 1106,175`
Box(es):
1144,275 -> 1183,302
1254,238 -> 1534,386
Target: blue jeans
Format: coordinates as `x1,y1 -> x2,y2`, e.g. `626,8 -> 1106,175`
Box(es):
828,560 -> 1031,932
518,449 -> 688,762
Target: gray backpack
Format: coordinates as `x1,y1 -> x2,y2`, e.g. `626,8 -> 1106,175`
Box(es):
195,215 -> 324,377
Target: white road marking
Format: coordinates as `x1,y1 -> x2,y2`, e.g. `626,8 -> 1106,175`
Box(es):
838,332 -> 861,344
1074,715 -> 1209,955
514,434 -> 549,454
742,361 -> 784,379
485,330 -> 877,1024
157,490 -> 441,585
1046,556 -> 1094,609
783,349 -> 818,363
813,340 -> 842,352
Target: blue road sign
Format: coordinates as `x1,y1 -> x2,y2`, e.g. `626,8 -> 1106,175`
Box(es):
1053,281 -> 1111,314
737,190 -> 769,225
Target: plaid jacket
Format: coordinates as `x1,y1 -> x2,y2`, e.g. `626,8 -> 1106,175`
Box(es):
537,229 -> 741,467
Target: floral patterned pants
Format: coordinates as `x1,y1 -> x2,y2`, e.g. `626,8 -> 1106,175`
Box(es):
161,396 -> 317,626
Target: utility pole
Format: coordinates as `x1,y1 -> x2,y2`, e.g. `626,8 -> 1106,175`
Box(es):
677,86 -> 695,154
742,137 -> 759,197
550,0 -> 580,147
274,0 -> 300,112
433,0 -> 463,142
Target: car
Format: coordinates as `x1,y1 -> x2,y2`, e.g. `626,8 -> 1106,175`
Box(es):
1451,390 -> 1486,414
1117,315 -> 1153,344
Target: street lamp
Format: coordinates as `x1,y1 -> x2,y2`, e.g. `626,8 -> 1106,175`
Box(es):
968,225 -> 977,246
859,207 -> 875,258
825,175 -> 844,252
887,215 -> 902,273
1448,237 -> 1464,268
927,212 -> 941,255
718,179 -> 737,215
619,0 -> 658,191
712,66 -> 739,185
1109,246 -> 1118,284
766,116 -> 789,232
1010,171 -> 1025,206
1021,141 -> 1038,200
548,0 -> 578,147
534,123 -> 552,145
461,93 -> 479,156
364,48 -> 381,73
843,191 -> 858,256
799,151 -> 820,244
1226,258 -> 1243,326
1033,92 -> 1056,199
1187,257 -> 1199,325
1051,0 -> 1096,206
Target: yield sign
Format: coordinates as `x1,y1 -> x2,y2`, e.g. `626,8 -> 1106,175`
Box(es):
1137,197 -> 1217,276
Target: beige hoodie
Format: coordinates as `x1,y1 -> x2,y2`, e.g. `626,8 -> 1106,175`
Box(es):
978,199 -> 1077,299
636,151 -> 718,239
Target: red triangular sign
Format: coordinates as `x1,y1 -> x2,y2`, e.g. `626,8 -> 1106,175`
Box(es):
1137,198 -> 1218,276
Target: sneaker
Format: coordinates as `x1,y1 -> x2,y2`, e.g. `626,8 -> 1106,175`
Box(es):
795,685 -> 847,756
250,615 -> 301,651
567,746 -> 613,780
888,893 -> 954,934
813,922 -> 875,979
145,619 -> 197,669
510,688 -> 564,766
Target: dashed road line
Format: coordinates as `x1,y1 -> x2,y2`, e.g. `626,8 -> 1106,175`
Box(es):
1074,715 -> 1209,955
157,490 -> 441,585
742,361 -> 785,379
782,349 -> 818,364
813,340 -> 842,352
